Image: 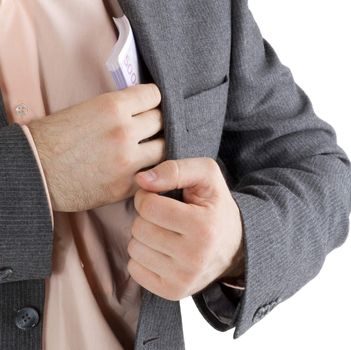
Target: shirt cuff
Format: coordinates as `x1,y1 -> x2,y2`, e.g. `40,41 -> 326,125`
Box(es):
219,279 -> 245,291
20,124 -> 54,230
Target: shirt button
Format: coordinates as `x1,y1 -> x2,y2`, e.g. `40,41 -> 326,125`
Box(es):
15,307 -> 40,330
15,103 -> 29,117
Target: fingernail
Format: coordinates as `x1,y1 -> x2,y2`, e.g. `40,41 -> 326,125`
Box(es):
140,170 -> 157,182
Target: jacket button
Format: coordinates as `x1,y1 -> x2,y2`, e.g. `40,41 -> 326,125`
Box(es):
15,307 -> 40,330
252,297 -> 283,323
0,267 -> 13,281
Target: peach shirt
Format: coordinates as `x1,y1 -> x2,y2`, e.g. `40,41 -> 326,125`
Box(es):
0,1 -> 141,349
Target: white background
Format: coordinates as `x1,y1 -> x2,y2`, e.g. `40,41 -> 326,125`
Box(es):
181,1 -> 351,349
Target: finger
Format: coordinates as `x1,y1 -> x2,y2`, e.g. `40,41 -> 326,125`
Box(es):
127,258 -> 162,294
136,137 -> 166,170
132,108 -> 163,142
117,83 -> 161,115
131,215 -> 182,258
127,238 -> 173,278
134,189 -> 201,235
135,158 -> 223,199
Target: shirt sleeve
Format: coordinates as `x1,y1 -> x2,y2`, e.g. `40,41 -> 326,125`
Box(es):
20,123 -> 54,230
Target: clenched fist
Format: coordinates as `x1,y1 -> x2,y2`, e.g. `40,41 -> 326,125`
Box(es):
128,157 -> 244,301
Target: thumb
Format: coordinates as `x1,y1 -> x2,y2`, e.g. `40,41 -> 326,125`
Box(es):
134,158 -> 221,198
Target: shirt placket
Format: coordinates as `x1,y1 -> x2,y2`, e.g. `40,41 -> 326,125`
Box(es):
0,0 -> 46,125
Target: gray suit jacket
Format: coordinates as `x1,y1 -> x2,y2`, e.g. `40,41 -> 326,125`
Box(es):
1,0 -> 350,349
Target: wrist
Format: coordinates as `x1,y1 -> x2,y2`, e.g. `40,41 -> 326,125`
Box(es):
217,235 -> 245,282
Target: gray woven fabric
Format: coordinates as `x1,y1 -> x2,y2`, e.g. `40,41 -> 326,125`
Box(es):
1,0 -> 350,349
0,280 -> 46,350
0,92 -> 52,349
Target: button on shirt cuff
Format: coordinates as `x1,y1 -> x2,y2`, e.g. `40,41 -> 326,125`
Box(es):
20,124 -> 54,230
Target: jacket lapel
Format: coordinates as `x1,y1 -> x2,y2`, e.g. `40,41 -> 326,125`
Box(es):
117,0 -> 181,90
115,1 -> 186,347
117,0 -> 186,159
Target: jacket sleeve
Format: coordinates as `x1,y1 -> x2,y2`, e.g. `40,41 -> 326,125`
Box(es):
0,121 -> 53,284
192,0 -> 351,339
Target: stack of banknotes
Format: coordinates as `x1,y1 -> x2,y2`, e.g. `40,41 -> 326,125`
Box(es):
105,15 -> 144,90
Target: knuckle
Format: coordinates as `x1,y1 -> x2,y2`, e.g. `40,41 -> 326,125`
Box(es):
127,238 -> 137,257
116,151 -> 134,169
131,216 -> 143,239
205,157 -> 220,173
138,195 -> 151,218
107,180 -> 132,207
127,259 -> 134,275
111,125 -> 130,144
146,138 -> 165,164
155,107 -> 162,118
138,194 -> 156,218
154,108 -> 164,127
102,93 -> 124,116
162,159 -> 177,175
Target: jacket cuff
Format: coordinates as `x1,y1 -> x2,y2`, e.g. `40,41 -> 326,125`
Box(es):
192,279 -> 243,332
229,190 -> 287,339
20,124 -> 54,230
